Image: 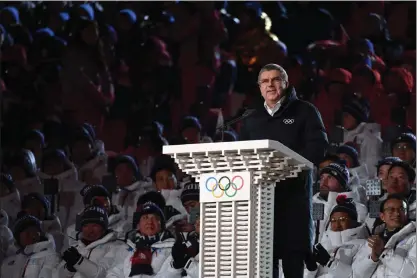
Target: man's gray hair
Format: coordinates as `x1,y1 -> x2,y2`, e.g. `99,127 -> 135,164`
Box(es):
258,64 -> 288,83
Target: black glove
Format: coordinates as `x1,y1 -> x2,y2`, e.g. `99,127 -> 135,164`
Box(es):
63,247 -> 82,267
312,243 -> 331,266
172,240 -> 191,269
185,233 -> 200,258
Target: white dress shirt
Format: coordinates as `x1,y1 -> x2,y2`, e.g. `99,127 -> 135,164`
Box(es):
264,97 -> 285,116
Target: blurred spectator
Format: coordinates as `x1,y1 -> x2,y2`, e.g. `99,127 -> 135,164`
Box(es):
61,18 -> 114,136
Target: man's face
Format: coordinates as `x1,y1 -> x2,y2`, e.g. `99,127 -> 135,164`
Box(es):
380,199 -> 407,230
182,127 -> 200,144
19,226 -> 41,247
338,153 -> 354,168
71,140 -> 93,165
43,158 -> 66,176
330,212 -> 352,232
342,112 -> 358,130
82,223 -> 104,242
138,213 -> 161,236
392,143 -> 415,164
319,173 -> 343,197
183,200 -> 199,214
378,164 -> 391,190
154,170 -> 176,191
115,163 -> 134,187
259,70 -> 286,105
386,166 -> 410,195
24,200 -> 46,220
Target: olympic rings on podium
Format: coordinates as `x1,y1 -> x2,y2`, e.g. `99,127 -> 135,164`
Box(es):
205,175 -> 244,198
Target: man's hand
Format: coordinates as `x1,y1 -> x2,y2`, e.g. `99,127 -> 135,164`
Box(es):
368,235 -> 385,261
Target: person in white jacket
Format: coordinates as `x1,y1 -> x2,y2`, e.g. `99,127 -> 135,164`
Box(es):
20,193 -> 64,252
336,145 -> 368,204
4,149 -> 42,197
107,201 -> 175,277
0,210 -> 14,265
313,162 -> 368,243
69,126 -> 108,185
375,157 -> 402,191
304,196 -> 369,278
150,156 -> 188,230
342,97 -> 382,178
353,194 -> 416,278
0,173 -> 21,227
366,160 -> 416,234
66,185 -> 130,248
55,206 -> 129,278
37,149 -> 85,230
111,155 -> 154,224
391,133 -> 416,168
1,214 -> 61,278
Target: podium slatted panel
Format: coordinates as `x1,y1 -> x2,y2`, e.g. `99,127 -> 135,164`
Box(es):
163,140 -> 313,278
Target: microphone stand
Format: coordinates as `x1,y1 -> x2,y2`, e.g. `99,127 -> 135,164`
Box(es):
217,109 -> 256,142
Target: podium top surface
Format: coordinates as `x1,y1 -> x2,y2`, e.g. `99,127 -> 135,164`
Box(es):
163,140 -> 313,184
164,140 -> 313,168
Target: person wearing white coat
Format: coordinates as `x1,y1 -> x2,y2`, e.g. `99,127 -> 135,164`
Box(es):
66,185 -> 130,248
111,155 -> 155,224
37,149 -> 85,230
313,163 -> 368,243
304,196 -> 369,278
150,158 -> 188,230
69,126 -> 108,185
367,160 -> 417,234
20,193 -> 65,252
1,215 -> 61,278
353,195 -> 416,278
106,201 -> 175,278
55,206 -> 129,278
341,98 -> 382,178
0,210 -> 14,265
0,173 -> 22,227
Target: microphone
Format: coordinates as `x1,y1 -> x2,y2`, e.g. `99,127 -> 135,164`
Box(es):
217,108 -> 256,142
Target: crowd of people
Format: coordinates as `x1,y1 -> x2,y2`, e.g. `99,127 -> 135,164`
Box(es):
0,1 -> 416,278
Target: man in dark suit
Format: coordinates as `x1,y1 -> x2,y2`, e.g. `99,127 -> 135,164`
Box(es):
240,64 -> 328,278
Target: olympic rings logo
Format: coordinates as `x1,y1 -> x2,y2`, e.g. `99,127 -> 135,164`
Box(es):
283,119 -> 294,124
205,175 -> 244,198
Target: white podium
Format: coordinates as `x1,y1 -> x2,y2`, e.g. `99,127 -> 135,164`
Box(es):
163,140 -> 313,278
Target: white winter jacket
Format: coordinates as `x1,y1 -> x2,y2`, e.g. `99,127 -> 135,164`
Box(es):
38,166 -> 84,230
78,153 -> 108,185
304,224 -> 369,278
0,190 -> 21,227
1,234 -> 60,278
312,191 -> 368,243
116,180 -> 155,224
54,231 -> 129,278
343,122 -> 382,178
352,221 -> 416,278
106,232 -> 175,278
14,176 -> 43,197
